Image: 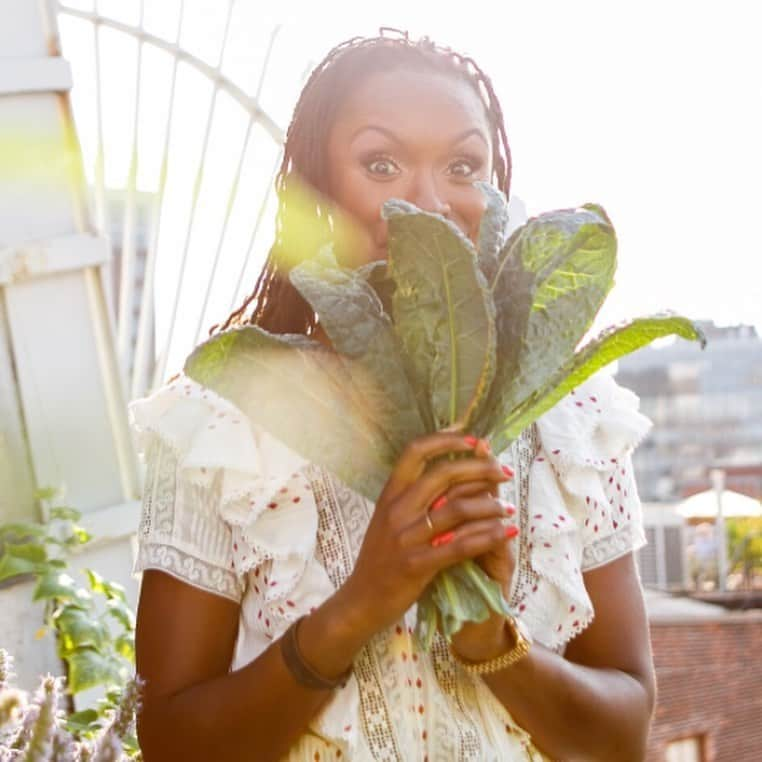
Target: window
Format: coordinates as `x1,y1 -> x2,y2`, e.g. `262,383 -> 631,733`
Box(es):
666,735 -> 704,762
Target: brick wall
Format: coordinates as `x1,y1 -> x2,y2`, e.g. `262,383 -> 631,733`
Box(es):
647,615 -> 762,761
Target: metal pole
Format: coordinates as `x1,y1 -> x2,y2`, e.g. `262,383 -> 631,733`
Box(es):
131,0 -> 186,400
655,524 -> 667,590
710,468 -> 727,592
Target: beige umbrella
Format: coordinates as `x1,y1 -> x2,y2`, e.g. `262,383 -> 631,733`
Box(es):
676,488 -> 762,519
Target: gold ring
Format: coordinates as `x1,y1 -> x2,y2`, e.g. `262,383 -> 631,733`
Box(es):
424,510 -> 435,532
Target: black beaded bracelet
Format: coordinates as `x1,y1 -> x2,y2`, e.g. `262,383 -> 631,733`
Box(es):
280,615 -> 351,690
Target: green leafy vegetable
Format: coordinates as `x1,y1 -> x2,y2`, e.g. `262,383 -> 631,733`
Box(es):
185,321 -> 394,501
184,184 -> 706,649
499,313 -> 706,443
474,181 -> 510,283
383,199 -> 496,432
476,203 -> 618,452
290,246 -> 425,455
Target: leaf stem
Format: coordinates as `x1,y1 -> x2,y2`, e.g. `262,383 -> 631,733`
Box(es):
440,256 -> 458,426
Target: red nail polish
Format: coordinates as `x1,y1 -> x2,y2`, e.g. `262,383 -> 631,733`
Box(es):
432,495 -> 448,511
473,438 -> 492,457
432,530 -> 455,548
505,525 -> 519,539
501,465 -> 514,478
464,435 -> 478,448
504,504 -> 516,516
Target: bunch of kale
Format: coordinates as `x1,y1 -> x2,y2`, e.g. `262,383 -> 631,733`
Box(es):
184,184 -> 705,648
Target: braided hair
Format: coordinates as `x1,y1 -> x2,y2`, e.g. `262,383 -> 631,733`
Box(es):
210,29 -> 512,338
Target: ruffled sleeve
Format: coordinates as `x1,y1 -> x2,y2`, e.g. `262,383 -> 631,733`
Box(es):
128,373 -> 332,609
128,372 -> 364,757
516,371 -> 652,650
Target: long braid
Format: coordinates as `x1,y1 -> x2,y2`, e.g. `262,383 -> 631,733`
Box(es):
209,30 -> 512,338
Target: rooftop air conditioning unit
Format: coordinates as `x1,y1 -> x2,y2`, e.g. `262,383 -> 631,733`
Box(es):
638,504 -> 688,590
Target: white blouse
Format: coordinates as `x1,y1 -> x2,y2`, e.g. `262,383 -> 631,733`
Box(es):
129,369 -> 651,761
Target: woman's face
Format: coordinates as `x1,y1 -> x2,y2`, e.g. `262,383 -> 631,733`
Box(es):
325,68 -> 494,264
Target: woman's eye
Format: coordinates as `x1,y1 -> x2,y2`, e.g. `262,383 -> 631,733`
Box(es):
365,157 -> 400,177
448,157 -> 482,178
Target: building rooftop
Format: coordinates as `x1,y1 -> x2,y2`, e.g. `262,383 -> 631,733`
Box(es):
644,588 -> 727,620
644,588 -> 762,622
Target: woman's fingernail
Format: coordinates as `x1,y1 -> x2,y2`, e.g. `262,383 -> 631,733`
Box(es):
501,465 -> 514,478
464,435 -> 478,448
432,531 -> 455,548
432,495 -> 448,511
498,499 -> 516,516
505,525 -> 519,539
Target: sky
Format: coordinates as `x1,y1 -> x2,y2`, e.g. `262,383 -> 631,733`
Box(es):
56,0 -> 762,380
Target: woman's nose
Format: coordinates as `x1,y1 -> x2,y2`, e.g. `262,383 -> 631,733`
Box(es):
406,172 -> 452,218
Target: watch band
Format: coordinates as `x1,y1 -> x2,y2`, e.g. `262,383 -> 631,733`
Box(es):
451,616 -> 531,675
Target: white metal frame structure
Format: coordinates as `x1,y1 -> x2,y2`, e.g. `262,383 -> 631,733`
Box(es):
0,0 -> 294,693
56,0 -> 287,403
1,0 -> 137,525
0,0 -> 139,692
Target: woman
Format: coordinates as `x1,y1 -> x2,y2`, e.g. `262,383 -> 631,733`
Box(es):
130,31 -> 657,761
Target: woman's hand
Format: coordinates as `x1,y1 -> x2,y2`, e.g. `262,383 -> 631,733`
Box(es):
448,509 -> 519,663
336,432 -> 517,647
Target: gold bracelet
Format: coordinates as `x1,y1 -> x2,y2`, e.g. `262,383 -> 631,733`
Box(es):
451,616 -> 532,675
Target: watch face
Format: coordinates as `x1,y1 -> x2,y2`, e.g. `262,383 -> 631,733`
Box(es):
514,616 -> 533,645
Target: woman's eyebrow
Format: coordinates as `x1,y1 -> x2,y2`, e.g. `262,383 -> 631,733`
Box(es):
451,128 -> 489,148
349,125 -> 489,148
349,125 -> 403,145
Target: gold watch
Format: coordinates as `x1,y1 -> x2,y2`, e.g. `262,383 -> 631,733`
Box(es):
452,615 -> 533,675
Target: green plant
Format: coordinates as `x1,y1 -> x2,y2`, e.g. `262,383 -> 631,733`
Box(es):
0,487 -> 138,752
0,647 -> 143,760
727,516 -> 762,588
184,185 -> 706,648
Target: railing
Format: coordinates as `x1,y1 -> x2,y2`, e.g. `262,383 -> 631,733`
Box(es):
55,1 -> 313,400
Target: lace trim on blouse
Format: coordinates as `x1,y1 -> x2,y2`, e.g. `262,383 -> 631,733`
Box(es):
583,522 -> 646,571
134,542 -> 241,603
134,436 -> 242,602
